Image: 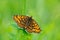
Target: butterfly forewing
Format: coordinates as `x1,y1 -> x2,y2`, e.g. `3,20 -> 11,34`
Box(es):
13,15 -> 41,33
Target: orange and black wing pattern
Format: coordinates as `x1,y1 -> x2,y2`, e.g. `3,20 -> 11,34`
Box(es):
13,15 -> 41,33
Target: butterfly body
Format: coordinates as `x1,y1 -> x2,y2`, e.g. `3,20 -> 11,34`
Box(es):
13,15 -> 41,33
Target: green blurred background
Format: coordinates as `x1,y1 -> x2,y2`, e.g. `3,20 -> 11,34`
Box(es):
0,0 -> 60,40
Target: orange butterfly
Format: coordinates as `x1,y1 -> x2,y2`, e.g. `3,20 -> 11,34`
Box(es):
13,15 -> 41,33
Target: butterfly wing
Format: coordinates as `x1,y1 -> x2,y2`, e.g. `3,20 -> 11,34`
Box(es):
13,15 -> 30,28
26,19 -> 41,33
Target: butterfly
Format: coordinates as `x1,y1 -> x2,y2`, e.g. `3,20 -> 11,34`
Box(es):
13,15 -> 41,33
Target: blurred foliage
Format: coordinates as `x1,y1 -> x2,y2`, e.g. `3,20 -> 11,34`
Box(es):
0,0 -> 60,40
